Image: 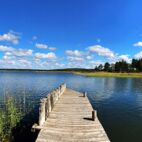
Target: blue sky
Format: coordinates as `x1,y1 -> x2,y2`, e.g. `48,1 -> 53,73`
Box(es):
0,0 -> 142,69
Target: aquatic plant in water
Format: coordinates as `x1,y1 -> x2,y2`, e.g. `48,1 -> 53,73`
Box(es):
0,96 -> 22,142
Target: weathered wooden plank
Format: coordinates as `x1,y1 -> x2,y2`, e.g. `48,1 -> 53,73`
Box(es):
35,87 -> 110,142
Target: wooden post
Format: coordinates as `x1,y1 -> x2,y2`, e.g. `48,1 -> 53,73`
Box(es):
39,98 -> 46,126
38,84 -> 67,127
92,110 -> 96,121
47,95 -> 51,113
31,123 -> 38,132
83,92 -> 87,97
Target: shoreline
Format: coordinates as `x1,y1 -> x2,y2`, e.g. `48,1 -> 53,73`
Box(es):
1,69 -> 142,78
73,72 -> 142,78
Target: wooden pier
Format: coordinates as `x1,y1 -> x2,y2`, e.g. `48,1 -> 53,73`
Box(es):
32,84 -> 110,142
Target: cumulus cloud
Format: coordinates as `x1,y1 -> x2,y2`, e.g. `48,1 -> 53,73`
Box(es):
65,49 -> 95,65
0,45 -> 33,57
86,55 -> 93,60
35,43 -> 56,50
12,49 -> 33,56
35,52 -> 57,60
35,43 -> 48,49
65,60 -> 97,69
133,41 -> 142,47
0,45 -> 13,52
54,63 -> 65,68
0,40 -> 135,69
48,47 -> 56,50
18,59 -> 32,66
0,57 -> 33,69
118,54 -> 131,63
65,50 -> 87,63
0,59 -> 16,66
3,54 -> 14,60
0,45 -> 59,69
66,50 -> 82,57
0,31 -> 20,44
67,56 -> 84,62
88,45 -> 114,58
134,51 -> 142,59
89,61 -> 104,66
33,60 -> 65,69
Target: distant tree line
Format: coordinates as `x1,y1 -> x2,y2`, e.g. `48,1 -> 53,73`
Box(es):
95,58 -> 142,72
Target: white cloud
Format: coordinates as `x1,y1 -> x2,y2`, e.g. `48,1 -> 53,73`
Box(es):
0,31 -> 20,44
86,55 -> 93,60
0,58 -> 16,68
0,40 -> 136,69
0,52 -> 60,69
0,55 -> 38,69
65,60 -> 98,69
89,61 -> 104,66
0,45 -> 59,69
118,54 -> 131,63
3,54 -> 14,60
33,60 -> 65,69
12,49 -> 33,56
88,45 -> 114,57
65,49 -> 96,66
48,47 -> 56,50
66,50 -> 86,63
35,52 -> 57,60
0,45 -> 33,57
67,56 -> 84,62
35,43 -> 56,50
133,41 -> 142,47
5,52 -> 12,56
55,63 -> 65,68
0,45 -> 14,52
2,53 -> 14,61
18,59 -> 32,66
35,43 -> 48,49
66,50 -> 82,57
134,51 -> 142,59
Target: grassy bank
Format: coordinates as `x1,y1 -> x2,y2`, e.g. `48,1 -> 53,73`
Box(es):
73,72 -> 142,78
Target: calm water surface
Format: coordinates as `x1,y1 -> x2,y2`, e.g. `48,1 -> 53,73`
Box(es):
0,71 -> 142,142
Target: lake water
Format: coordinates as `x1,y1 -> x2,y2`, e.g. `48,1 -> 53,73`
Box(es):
0,71 -> 142,142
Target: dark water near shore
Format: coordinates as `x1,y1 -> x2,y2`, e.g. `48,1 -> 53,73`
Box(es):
0,71 -> 142,142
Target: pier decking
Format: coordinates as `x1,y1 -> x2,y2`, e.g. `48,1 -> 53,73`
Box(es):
33,84 -> 110,142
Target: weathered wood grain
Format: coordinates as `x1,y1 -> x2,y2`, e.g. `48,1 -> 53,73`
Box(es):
36,88 -> 110,142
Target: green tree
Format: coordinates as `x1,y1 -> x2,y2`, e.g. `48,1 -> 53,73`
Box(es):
115,60 -> 129,72
98,64 -> 103,71
138,59 -> 142,71
131,58 -> 142,71
131,59 -> 139,71
94,66 -> 99,71
104,62 -> 110,71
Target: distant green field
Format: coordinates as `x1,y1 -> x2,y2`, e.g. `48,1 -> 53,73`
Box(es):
74,72 -> 142,78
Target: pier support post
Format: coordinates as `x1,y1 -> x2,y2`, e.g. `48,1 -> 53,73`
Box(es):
39,98 -> 46,126
92,110 -> 97,121
83,92 -> 87,97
